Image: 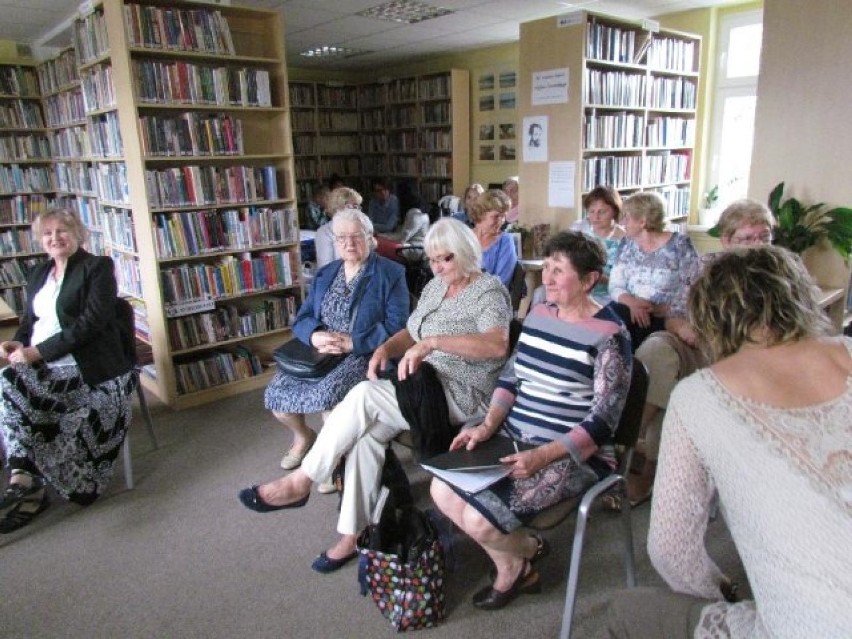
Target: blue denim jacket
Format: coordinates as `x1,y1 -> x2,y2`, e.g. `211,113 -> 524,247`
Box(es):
292,252 -> 409,355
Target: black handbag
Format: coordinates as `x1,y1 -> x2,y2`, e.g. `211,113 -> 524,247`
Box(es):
273,286 -> 362,379
272,339 -> 345,379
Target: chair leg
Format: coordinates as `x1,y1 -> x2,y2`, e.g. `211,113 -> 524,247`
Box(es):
122,435 -> 134,490
620,480 -> 637,588
559,500 -> 593,639
136,380 -> 158,450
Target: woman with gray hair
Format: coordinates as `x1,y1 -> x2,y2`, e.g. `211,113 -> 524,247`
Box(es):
314,187 -> 364,267
239,218 -> 512,573
263,207 -> 410,473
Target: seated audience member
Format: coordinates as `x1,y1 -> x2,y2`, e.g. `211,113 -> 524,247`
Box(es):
305,184 -> 331,230
0,208 -> 134,533
264,208 -> 409,474
608,245 -> 852,638
453,183 -> 485,226
366,178 -> 400,234
238,218 -> 512,574
431,231 -> 632,610
571,185 -> 626,304
315,187 -> 363,268
375,184 -> 429,261
471,189 -> 519,288
502,176 -> 520,224
623,199 -> 774,506
608,192 -> 699,351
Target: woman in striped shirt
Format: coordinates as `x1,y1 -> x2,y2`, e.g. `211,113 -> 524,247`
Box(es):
430,230 -> 632,611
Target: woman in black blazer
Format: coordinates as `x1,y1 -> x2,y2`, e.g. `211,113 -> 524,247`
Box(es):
0,208 -> 134,533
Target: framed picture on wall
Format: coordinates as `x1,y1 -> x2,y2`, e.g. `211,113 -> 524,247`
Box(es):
499,144 -> 516,161
499,123 -> 515,140
478,73 -> 495,91
479,124 -> 495,140
479,95 -> 495,112
499,92 -> 516,110
479,145 -> 495,161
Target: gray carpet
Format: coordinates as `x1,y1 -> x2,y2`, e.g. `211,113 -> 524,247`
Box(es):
0,390 -> 747,639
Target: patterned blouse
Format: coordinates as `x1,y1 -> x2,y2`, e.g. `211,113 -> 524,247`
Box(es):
608,232 -> 700,318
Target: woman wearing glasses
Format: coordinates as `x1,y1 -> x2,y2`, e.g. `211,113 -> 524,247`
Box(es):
262,208 -> 410,474
240,218 -> 512,573
314,186 -> 363,268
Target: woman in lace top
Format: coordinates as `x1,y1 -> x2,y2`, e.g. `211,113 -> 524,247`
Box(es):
608,246 -> 852,638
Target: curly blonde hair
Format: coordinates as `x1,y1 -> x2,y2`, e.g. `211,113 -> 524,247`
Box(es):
688,246 -> 831,362
623,192 -> 666,233
32,208 -> 89,245
469,189 -> 511,224
327,187 -> 362,214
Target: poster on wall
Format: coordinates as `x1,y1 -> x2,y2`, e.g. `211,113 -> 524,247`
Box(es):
548,161 -> 576,209
532,68 -> 569,106
523,115 -> 548,163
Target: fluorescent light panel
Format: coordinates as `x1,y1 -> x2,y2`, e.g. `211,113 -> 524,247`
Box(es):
300,45 -> 368,58
357,1 -> 454,24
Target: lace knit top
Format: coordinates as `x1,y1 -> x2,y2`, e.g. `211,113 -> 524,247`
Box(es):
648,337 -> 852,638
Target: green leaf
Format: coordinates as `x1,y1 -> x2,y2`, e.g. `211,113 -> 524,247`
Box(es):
768,182 -> 784,215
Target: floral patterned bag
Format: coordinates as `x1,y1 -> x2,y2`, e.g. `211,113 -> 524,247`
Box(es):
356,495 -> 445,632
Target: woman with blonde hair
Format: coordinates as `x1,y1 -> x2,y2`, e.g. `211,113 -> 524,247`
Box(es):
470,189 -> 518,288
609,245 -> 852,637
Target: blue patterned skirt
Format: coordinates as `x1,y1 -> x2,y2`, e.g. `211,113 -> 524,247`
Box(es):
264,352 -> 370,414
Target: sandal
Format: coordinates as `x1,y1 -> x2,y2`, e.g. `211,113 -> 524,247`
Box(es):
0,477 -> 45,510
0,492 -> 49,534
489,533 -> 550,580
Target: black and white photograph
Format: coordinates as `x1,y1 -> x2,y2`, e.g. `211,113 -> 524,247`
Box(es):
479,144 -> 495,161
479,124 -> 495,140
523,115 -> 548,163
499,123 -> 516,140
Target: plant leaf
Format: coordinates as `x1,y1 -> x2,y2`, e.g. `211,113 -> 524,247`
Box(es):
768,182 -> 784,215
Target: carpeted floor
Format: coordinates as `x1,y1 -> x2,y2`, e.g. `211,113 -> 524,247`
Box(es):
0,389 -> 747,639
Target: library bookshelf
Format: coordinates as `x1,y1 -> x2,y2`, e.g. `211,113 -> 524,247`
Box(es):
519,12 -> 700,230
289,70 -> 469,211
70,0 -> 300,409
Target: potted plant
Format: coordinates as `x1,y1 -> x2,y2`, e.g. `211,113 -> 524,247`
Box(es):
766,182 -> 852,259
698,185 -> 721,226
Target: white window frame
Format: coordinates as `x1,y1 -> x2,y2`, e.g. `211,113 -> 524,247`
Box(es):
707,9 -> 763,204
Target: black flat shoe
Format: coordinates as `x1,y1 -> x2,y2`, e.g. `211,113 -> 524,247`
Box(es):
238,485 -> 309,513
0,493 -> 49,534
473,560 -> 541,611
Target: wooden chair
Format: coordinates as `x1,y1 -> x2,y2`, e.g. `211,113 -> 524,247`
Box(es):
527,361 -> 649,639
115,298 -> 159,489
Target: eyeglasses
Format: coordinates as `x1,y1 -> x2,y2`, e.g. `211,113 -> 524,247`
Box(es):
333,233 -> 366,244
729,232 -> 772,246
428,253 -> 454,266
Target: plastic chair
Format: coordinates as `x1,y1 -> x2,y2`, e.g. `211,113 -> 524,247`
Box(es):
527,361 -> 649,639
115,298 -> 159,490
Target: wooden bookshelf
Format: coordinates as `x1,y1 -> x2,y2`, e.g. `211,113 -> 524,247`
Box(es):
70,0 -> 300,408
518,12 -> 700,230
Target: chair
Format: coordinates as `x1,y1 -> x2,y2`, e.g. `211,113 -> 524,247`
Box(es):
508,262 -> 526,314
527,361 -> 648,639
115,298 -> 159,490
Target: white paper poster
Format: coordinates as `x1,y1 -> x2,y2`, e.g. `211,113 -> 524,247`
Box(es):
532,68 -> 569,106
522,115 -> 548,163
548,161 -> 576,209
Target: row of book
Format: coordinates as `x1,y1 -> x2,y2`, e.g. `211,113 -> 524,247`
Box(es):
0,100 -> 45,129
50,126 -> 90,159
95,162 -> 130,204
317,134 -> 359,155
317,111 -> 358,131
420,181 -> 452,204
586,20 -> 641,64
145,164 -> 278,209
585,69 -> 647,107
73,10 -> 109,65
55,161 -> 95,195
419,75 -> 451,100
123,4 -> 236,56
291,111 -> 315,131
0,228 -> 39,254
648,77 -> 697,110
2,287 -> 25,314
37,50 -> 79,96
0,132 -> 51,161
101,206 -> 137,252
133,60 -> 272,108
648,38 -> 697,73
387,104 -> 417,128
582,154 -> 642,191
646,116 -> 696,148
288,84 -> 315,108
0,256 -> 43,287
292,135 -> 316,155
81,63 -> 117,113
168,296 -> 295,351
43,89 -> 86,128
387,78 -> 418,103
584,112 -> 645,149
153,206 -> 298,259
315,86 -> 358,109
0,67 -> 40,98
360,109 -> 384,130
361,133 -> 387,153
139,112 -> 244,158
422,103 -> 451,126
0,165 -> 54,194
111,251 -> 143,298
160,250 -> 295,305
88,111 -> 124,157
173,347 -> 262,396
0,194 -> 52,224
655,185 -> 691,218
644,151 -> 691,185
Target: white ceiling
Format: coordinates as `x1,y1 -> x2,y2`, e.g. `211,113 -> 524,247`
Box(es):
1,0 -> 741,70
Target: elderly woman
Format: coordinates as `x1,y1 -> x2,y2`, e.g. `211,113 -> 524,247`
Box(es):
0,208 -> 134,533
431,231 -> 632,610
314,187 -> 363,268
239,218 -> 512,573
622,199 -> 774,506
609,246 -> 852,638
471,189 -> 519,288
502,176 -> 520,224
571,185 -> 625,303
265,208 -> 409,472
608,191 -> 700,351
453,182 -> 485,226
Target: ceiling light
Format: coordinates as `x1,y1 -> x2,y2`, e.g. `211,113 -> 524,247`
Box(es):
357,1 -> 454,24
299,45 -> 368,58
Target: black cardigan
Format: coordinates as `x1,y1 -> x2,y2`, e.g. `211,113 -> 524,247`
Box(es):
16,249 -> 132,387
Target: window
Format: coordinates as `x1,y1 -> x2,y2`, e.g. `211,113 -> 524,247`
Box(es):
708,10 -> 763,205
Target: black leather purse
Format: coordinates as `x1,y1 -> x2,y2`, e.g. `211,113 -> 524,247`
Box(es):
272,339 -> 344,379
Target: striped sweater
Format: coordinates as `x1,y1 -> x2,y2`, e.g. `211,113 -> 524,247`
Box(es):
495,303 -> 632,476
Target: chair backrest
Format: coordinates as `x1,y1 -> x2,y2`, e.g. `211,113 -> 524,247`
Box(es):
114,297 -> 138,367
508,262 -> 526,312
613,361 -> 649,453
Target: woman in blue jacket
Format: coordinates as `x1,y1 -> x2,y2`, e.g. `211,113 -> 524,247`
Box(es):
265,208 -> 410,473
